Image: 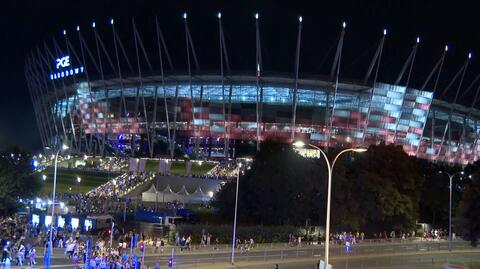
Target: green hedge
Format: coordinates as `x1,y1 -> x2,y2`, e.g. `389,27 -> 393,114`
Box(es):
171,224 -> 307,244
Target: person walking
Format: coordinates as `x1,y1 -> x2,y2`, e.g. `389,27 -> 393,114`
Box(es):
17,243 -> 25,266
28,247 -> 36,267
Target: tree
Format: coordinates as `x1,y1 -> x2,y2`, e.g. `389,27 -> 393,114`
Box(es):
215,142 -> 424,233
456,175 -> 480,246
215,140 -> 326,226
0,147 -> 41,216
345,144 -> 423,232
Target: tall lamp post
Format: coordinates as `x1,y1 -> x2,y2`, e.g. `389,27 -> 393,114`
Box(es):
45,143 -> 68,269
76,176 -> 81,193
231,162 -> 242,264
293,141 -> 366,268
438,170 -> 465,252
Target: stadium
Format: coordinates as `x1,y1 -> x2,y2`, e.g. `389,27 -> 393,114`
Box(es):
25,15 -> 480,165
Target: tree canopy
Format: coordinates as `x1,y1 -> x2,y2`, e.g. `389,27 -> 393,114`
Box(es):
215,141 -> 426,233
0,147 -> 40,216
456,172 -> 480,246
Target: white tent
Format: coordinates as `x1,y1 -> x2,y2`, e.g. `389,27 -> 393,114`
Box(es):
142,184 -> 158,202
188,186 -> 210,203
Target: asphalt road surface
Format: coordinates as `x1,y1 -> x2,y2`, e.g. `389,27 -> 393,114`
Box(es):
27,240 -> 479,268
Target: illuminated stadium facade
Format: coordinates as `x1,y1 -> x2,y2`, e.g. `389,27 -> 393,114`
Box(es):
25,15 -> 480,165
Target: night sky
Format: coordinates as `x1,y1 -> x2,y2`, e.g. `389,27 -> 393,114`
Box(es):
0,0 -> 478,152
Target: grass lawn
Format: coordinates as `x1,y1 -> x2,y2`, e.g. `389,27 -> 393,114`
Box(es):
145,159 -> 216,175
39,168 -> 113,195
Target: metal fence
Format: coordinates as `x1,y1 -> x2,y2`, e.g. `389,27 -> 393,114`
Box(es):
138,240 -> 477,268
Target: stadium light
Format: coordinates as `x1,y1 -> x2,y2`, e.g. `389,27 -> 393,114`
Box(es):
92,22 -> 96,28
469,52 -> 472,59
299,16 -> 303,23
255,13 -> 259,20
110,18 -> 114,25
217,12 -> 222,19
416,37 -> 420,44
76,26 -> 80,32
183,13 -> 187,19
62,30 -> 66,35
445,45 -> 449,52
342,21 -> 347,28
383,28 -> 387,35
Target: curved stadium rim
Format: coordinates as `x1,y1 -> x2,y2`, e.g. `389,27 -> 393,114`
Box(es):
24,16 -> 480,165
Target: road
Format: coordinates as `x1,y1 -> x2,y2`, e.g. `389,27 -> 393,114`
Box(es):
27,240 -> 480,268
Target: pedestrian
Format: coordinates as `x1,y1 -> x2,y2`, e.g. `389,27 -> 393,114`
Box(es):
28,247 -> 36,267
1,245 -> 9,263
17,243 -> 25,266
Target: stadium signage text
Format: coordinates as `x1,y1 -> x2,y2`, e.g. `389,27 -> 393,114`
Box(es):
56,56 -> 70,69
50,55 -> 85,80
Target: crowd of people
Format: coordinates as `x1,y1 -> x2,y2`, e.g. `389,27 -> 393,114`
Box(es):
88,172 -> 155,198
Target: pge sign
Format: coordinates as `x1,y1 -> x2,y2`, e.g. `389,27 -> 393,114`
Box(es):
50,55 -> 84,80
56,56 -> 70,69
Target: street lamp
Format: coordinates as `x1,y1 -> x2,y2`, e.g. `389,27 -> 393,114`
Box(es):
293,141 -> 366,268
77,177 -> 81,193
45,143 -> 68,269
438,170 -> 465,251
231,162 -> 242,264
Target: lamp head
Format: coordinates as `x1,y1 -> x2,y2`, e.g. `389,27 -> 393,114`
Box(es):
353,147 -> 367,153
292,140 -> 306,148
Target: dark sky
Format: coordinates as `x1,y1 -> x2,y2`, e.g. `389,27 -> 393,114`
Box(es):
0,0 -> 478,151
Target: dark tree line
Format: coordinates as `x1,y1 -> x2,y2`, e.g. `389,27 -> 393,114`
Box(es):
215,140 -> 476,236
0,147 -> 40,216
